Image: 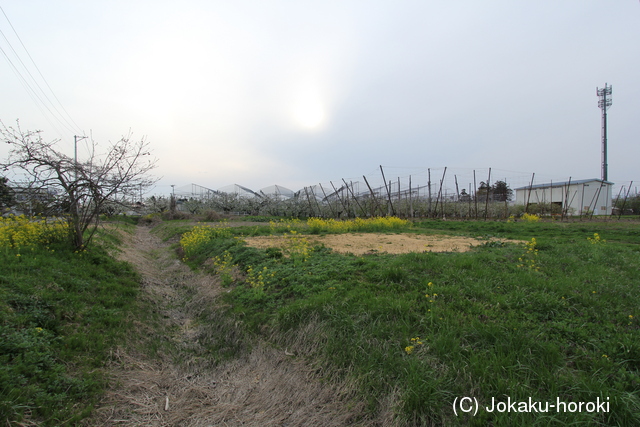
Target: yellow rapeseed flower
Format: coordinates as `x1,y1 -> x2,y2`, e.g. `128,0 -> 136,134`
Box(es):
587,233 -> 606,244
1,215 -> 68,250
180,224 -> 233,259
307,216 -> 410,233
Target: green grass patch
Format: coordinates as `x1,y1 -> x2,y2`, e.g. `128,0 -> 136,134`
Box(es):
0,238 -> 139,425
176,218 -> 640,425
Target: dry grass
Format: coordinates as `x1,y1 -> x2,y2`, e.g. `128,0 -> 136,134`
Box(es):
92,345 -> 376,427
244,232 -> 520,255
86,225 -> 378,426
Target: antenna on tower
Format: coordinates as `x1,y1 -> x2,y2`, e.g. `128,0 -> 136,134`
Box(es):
596,83 -> 612,181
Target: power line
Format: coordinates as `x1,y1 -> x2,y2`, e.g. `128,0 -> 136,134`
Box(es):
0,26 -> 77,135
0,41 -> 72,136
0,43 -> 68,138
0,6 -> 82,134
0,5 -> 83,141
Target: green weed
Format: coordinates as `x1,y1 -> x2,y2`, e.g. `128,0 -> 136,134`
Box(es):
0,237 -> 139,425
177,218 -> 640,425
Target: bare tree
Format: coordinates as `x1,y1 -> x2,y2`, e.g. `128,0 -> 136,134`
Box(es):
181,197 -> 204,214
145,195 -> 171,214
1,121 -> 157,249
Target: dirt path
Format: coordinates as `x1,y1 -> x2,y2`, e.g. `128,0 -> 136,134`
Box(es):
87,225 -> 376,427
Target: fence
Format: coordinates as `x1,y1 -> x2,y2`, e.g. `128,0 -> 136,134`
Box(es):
171,167 -> 637,220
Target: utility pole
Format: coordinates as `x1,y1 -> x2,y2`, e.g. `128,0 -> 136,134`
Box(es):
74,135 -> 87,178
596,83 -> 612,181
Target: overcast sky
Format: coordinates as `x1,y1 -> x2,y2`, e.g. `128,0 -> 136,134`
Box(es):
1,1 -> 639,195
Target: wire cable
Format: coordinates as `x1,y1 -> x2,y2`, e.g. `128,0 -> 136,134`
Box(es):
0,5 -> 83,142
0,43 -> 67,139
0,6 -> 82,134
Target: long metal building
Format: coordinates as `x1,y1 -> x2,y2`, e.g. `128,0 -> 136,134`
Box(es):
514,178 -> 614,216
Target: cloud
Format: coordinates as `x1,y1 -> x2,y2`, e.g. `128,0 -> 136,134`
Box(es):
2,1 -> 640,194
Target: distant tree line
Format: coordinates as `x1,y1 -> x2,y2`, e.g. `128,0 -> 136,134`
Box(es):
474,180 -> 513,202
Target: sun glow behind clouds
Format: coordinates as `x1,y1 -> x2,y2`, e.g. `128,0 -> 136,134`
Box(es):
290,79 -> 328,130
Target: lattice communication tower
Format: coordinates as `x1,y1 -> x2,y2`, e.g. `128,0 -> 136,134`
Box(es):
596,83 -> 612,181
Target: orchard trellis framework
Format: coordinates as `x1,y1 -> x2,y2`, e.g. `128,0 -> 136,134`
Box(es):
173,166 -> 634,219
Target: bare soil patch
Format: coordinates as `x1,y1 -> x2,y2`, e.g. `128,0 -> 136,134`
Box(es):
244,232 -> 519,255
87,225 -> 376,426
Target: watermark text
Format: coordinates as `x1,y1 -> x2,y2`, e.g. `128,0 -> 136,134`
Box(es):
453,396 -> 609,416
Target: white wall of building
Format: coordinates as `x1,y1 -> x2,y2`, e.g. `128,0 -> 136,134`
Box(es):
515,179 -> 613,216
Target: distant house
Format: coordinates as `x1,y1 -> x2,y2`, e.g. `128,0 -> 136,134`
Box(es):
514,179 -> 614,216
8,185 -> 59,216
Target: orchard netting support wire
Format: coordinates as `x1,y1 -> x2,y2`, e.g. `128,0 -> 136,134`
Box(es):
170,166 -> 629,220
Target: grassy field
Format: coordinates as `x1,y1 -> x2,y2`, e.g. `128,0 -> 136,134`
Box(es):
2,215 -> 639,425
0,218 -> 140,426
174,217 -> 640,426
